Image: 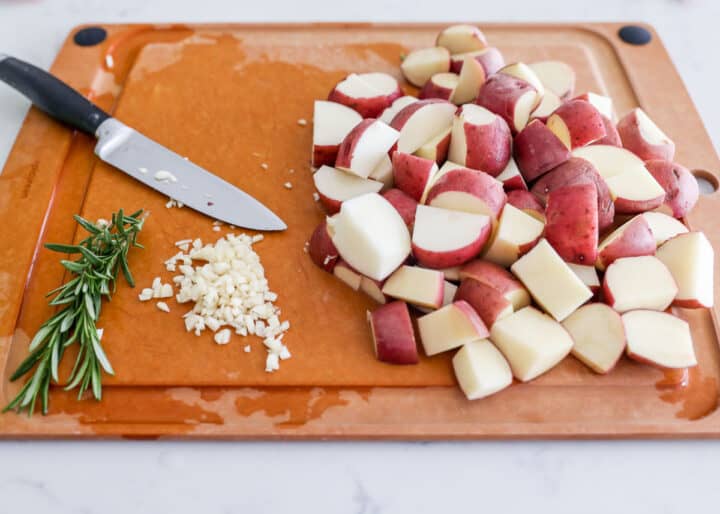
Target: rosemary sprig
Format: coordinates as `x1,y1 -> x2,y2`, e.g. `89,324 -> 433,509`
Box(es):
4,209 -> 145,416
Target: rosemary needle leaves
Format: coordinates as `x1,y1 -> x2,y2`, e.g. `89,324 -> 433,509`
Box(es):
4,209 -> 145,416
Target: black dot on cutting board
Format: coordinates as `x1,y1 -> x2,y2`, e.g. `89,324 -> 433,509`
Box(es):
618,25 -> 652,46
74,27 -> 107,47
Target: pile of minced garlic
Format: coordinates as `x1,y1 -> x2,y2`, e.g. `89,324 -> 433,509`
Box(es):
139,233 -> 290,372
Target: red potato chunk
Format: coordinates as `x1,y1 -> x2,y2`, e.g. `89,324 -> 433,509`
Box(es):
392,152 -> 438,202
530,157 -> 615,232
594,115 -> 621,147
382,188 -> 418,228
400,47 -> 451,87
328,72 -> 402,119
450,47 -> 505,76
414,127 -> 451,164
436,25 -> 488,54
602,256 -> 677,313
476,73 -> 540,133
506,190 -> 545,222
412,205 -> 492,269
595,215 -> 656,271
459,259 -> 531,311
617,108 -> 675,162
513,119 -> 571,182
425,168 -> 507,223
308,220 -> 339,272
645,160 -> 699,219
544,183 -> 599,265
367,301 -> 419,365
419,72 -> 459,101
448,104 -> 512,176
546,99 -> 607,149
454,278 -> 514,328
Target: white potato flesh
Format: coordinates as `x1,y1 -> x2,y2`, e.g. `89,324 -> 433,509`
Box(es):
453,340 -> 513,399
490,306 -> 573,382
313,100 -> 362,146
511,239 -> 592,321
327,193 -> 411,281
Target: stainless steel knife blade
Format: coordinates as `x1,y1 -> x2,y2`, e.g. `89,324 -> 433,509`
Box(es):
95,119 -> 287,231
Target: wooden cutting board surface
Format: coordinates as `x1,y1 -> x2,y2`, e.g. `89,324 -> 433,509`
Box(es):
1,23 -> 719,438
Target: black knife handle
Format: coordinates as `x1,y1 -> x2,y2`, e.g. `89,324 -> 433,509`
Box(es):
0,54 -> 110,135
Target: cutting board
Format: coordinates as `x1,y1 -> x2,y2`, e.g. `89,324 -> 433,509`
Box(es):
1,23 -> 719,438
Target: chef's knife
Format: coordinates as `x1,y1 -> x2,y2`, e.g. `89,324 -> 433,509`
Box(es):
0,54 -> 287,231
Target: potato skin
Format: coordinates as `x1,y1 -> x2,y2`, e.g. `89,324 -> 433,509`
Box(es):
596,216 -> 656,270
457,114 -> 512,176
413,223 -> 492,269
368,301 -> 419,365
432,131 -> 452,164
476,73 -> 536,133
547,99 -> 607,148
382,188 -> 418,228
544,184 -> 599,264
507,190 -> 545,219
419,75 -> 455,101
617,109 -> 675,162
417,130 -> 451,164
450,47 -> 505,75
645,160 -> 699,219
454,278 -> 513,328
388,99 -> 456,155
391,152 -> 436,202
390,98 -> 453,129
613,193 -> 664,215
531,157 -> 615,232
513,119 -> 571,181
335,119 -> 375,172
594,116 -> 621,147
459,259 -> 530,310
425,168 -> 507,221
317,191 -> 342,215
328,81 -> 402,119
308,221 -> 339,272
312,144 -> 340,168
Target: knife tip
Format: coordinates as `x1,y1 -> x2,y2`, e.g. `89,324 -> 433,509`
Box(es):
250,213 -> 287,232
266,220 -> 288,231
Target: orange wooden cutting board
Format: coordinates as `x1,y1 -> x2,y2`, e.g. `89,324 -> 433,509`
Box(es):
0,23 -> 719,438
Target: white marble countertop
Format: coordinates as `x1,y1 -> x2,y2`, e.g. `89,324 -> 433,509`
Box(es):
2,1 -> 720,512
